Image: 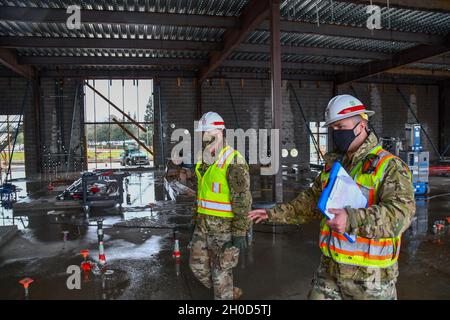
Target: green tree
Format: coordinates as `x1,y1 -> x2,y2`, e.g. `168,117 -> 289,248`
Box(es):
143,96 -> 154,147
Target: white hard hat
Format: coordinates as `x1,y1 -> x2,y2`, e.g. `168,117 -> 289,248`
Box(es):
323,94 -> 375,127
195,111 -> 226,132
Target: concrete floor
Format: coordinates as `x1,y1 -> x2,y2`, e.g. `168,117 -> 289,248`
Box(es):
0,170 -> 449,300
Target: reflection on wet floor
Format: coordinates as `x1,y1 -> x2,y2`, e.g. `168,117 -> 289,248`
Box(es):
0,170 -> 449,299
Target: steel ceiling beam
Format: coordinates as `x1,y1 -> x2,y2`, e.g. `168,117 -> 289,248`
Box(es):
18,54 -> 358,73
222,59 -> 356,72
0,6 -> 237,28
384,67 -> 450,77
10,68 -> 333,81
336,34 -> 450,84
0,36 -> 221,51
259,20 -> 444,45
1,7 -> 445,50
334,0 -> 450,13
0,67 -> 440,85
34,68 -> 198,79
422,55 -> 450,65
0,37 -> 390,60
198,0 -> 271,82
238,43 -> 389,60
18,56 -> 208,66
0,48 -> 35,79
0,36 -> 389,60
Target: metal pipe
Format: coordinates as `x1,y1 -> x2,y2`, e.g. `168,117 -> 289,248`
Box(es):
225,81 -> 240,128
156,82 -> 165,167
270,0 -> 283,203
112,118 -> 154,156
287,82 -> 324,163
66,83 -> 79,177
84,81 -> 147,133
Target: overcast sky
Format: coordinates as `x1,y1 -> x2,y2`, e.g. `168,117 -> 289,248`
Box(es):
84,79 -> 153,122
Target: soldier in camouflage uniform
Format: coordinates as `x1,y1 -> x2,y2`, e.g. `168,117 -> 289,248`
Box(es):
249,95 -> 415,300
189,112 -> 252,300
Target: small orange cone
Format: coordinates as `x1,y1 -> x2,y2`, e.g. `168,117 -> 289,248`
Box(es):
96,220 -> 106,266
80,249 -> 89,260
98,241 -> 106,266
19,277 -> 33,298
173,230 -> 181,258
19,277 -> 33,289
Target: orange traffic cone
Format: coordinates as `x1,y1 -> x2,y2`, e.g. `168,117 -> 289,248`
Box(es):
99,241 -> 106,266
173,230 -> 181,258
19,277 -> 33,299
80,249 -> 89,261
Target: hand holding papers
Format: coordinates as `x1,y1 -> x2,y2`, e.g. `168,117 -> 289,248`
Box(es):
317,162 -> 368,243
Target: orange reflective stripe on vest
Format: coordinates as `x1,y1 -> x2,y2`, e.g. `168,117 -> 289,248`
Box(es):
197,198 -> 232,213
319,243 -> 395,261
320,230 -> 393,246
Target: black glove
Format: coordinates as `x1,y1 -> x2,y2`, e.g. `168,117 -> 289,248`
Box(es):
187,223 -> 196,249
223,236 -> 247,251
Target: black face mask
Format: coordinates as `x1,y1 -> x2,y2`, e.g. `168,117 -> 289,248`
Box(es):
332,122 -> 361,154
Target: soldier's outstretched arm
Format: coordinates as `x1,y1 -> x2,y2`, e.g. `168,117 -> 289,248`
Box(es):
227,164 -> 252,237
265,174 -> 323,225
345,159 -> 416,239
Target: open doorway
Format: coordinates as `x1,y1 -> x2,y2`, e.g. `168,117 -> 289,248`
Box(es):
0,114 -> 26,181
83,79 -> 154,170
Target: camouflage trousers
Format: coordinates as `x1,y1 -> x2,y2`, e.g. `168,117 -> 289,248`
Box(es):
308,267 -> 397,300
189,215 -> 240,300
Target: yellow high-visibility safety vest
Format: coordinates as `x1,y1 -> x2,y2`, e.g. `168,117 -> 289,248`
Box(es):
319,145 -> 411,268
195,146 -> 245,218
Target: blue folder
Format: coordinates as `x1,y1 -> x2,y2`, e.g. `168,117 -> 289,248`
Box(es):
317,162 -> 361,243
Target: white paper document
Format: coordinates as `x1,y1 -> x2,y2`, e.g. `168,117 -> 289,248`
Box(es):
324,166 -> 368,220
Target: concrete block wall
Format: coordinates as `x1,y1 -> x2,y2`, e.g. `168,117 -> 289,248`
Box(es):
38,78 -> 84,177
0,77 -> 83,178
0,77 -> 35,175
0,75 -> 442,178
154,78 -> 334,168
153,78 -> 198,167
155,78 -> 441,168
338,83 -> 440,160
0,78 -> 31,115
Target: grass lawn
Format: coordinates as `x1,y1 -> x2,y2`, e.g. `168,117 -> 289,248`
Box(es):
87,149 -> 153,161
1,151 -> 24,162
87,149 -> 122,160
1,149 -> 154,163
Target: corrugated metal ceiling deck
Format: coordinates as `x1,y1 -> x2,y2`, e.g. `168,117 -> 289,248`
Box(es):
0,0 -> 448,78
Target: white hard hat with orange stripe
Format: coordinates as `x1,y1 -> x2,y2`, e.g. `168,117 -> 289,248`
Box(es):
323,94 -> 374,127
195,111 -> 226,132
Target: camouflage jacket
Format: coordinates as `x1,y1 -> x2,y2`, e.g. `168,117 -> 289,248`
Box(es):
267,132 -> 416,281
193,148 -> 252,237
